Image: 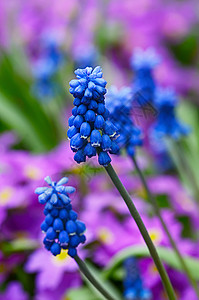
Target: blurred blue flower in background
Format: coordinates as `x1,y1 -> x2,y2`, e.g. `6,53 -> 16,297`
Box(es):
106,86 -> 143,157
151,87 -> 190,140
131,48 -> 160,106
123,257 -> 152,300
32,34 -> 63,101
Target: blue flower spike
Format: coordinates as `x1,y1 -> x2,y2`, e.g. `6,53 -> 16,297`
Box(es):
68,66 -> 120,167
35,176 -> 86,257
123,257 -> 152,300
106,86 -> 143,158
131,48 -> 160,106
151,87 -> 190,140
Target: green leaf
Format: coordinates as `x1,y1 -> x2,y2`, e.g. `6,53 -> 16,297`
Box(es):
0,54 -> 62,152
0,92 -> 47,152
2,238 -> 39,253
80,261 -> 123,300
67,287 -> 101,300
103,245 -> 199,281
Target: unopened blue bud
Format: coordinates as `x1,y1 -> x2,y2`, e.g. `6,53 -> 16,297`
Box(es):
102,108 -> 110,119
68,115 -> 75,126
80,122 -> 91,139
70,133 -> 85,151
76,220 -> 86,234
77,104 -> 87,115
50,208 -> 59,217
69,210 -> 78,220
74,149 -> 86,163
43,237 -> 53,250
83,143 -> 96,157
85,110 -> 96,122
69,235 -> 81,247
98,151 -> 111,166
88,100 -> 98,110
73,98 -> 81,106
73,115 -> 84,128
66,220 -> 77,235
67,126 -> 79,139
59,230 -> 69,245
97,103 -> 105,114
68,247 -> 77,258
72,106 -> 78,116
59,208 -> 68,220
110,141 -> 120,154
45,202 -> 53,210
45,214 -> 54,225
94,115 -> 105,129
53,218 -> 64,232
79,235 -> 86,243
46,227 -> 57,240
50,242 -> 61,256
41,221 -> 49,232
43,209 -> 48,216
104,121 -> 117,138
90,130 -> 102,147
101,134 -> 112,151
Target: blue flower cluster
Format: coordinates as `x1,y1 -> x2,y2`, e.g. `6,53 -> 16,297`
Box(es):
131,48 -> 160,106
106,86 -> 143,157
32,35 -> 62,101
68,66 -> 120,166
151,88 -> 190,140
123,257 -> 152,300
35,176 -> 86,257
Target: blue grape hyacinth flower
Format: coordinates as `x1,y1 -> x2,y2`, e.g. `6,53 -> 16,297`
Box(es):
32,35 -> 62,101
68,66 -> 120,166
131,48 -> 160,106
123,257 -> 152,300
35,176 -> 86,257
106,86 -> 143,157
151,87 -> 190,140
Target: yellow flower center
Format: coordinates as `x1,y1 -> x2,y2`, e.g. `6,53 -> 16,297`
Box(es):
52,249 -> 71,266
149,228 -> 162,245
137,187 -> 147,199
97,227 -> 114,245
0,187 -> 13,205
24,166 -> 41,180
149,262 -> 158,274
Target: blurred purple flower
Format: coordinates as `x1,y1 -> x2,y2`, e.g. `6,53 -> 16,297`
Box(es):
25,248 -> 80,290
0,281 -> 28,300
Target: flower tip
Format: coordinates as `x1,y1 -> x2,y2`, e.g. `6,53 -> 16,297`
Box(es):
44,176 -> 52,185
57,177 -> 69,186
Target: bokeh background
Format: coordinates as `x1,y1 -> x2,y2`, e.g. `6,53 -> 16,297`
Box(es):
0,0 -> 199,299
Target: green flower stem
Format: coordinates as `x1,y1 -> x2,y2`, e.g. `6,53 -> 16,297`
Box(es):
104,163 -> 176,300
74,255 -> 116,300
165,138 -> 199,203
131,155 -> 199,299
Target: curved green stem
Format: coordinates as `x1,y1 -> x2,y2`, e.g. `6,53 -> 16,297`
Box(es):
104,163 -> 176,300
74,255 -> 116,300
131,155 -> 199,299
